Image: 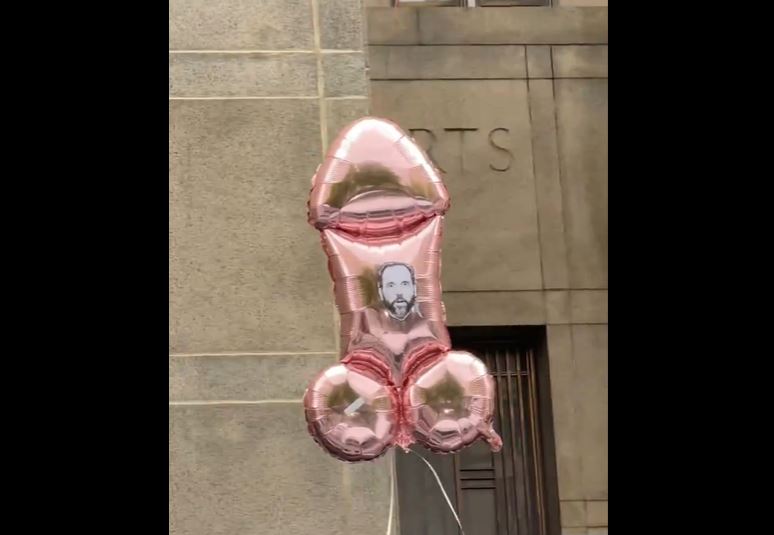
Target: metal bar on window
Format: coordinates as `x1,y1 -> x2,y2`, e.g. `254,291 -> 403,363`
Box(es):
516,352 -> 533,525
527,348 -> 548,535
509,348 -> 530,534
493,348 -> 514,534
486,348 -> 509,535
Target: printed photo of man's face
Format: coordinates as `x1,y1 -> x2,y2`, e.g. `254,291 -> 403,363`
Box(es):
378,263 -> 416,320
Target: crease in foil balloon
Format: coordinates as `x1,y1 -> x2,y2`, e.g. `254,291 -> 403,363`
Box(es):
303,116 -> 502,462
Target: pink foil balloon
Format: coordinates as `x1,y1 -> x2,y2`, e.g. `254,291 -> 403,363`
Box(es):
403,350 -> 503,454
304,364 -> 399,462
303,117 -> 502,461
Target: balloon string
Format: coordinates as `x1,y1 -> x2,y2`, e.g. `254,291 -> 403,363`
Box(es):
385,454 -> 395,535
409,449 -> 466,535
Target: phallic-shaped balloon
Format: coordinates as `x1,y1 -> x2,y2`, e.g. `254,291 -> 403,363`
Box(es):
303,117 -> 502,462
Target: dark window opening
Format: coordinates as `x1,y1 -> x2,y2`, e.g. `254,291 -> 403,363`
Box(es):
396,326 -> 561,535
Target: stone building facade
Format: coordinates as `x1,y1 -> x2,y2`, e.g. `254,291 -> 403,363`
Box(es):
170,2 -> 607,534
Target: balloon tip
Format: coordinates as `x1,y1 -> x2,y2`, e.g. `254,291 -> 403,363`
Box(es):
486,432 -> 503,453
396,430 -> 415,452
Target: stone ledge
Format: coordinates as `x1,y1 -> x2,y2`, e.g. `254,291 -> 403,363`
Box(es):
367,7 -> 608,45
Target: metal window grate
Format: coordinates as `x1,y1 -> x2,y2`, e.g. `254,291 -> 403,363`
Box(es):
452,343 -> 547,535
396,327 -> 560,535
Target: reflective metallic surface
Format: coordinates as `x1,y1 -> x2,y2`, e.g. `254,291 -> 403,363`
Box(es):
303,117 -> 501,461
304,364 -> 399,462
309,117 -> 451,380
404,350 -> 502,454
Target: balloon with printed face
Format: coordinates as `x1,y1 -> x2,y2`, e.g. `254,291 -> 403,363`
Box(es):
303,117 -> 502,462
